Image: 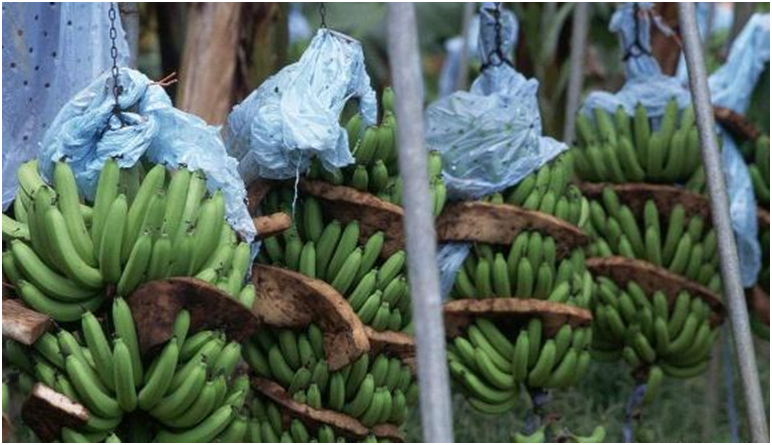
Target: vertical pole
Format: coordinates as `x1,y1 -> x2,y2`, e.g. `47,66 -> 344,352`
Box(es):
386,3 -> 455,443
678,3 -> 769,443
562,3 -> 590,142
118,2 -> 140,68
455,2 -> 476,91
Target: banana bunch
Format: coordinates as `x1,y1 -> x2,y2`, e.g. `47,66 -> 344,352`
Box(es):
741,135 -> 769,206
192,237 -> 255,309
244,324 -> 417,428
490,152 -> 591,230
309,87 -> 448,217
259,191 -> 412,332
591,277 -> 717,401
574,98 -> 706,191
4,160 -> 250,321
751,228 -> 769,339
512,425 -> 606,443
447,317 -> 593,415
246,395 -> 391,443
17,301 -> 249,443
450,234 -> 594,310
586,187 -> 722,292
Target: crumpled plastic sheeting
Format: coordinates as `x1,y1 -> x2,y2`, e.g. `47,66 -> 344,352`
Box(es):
706,13 -> 770,287
437,243 -> 472,301
719,131 -> 761,287
581,2 -> 691,121
225,29 -> 377,185
430,3 -> 566,299
709,14 -> 770,114
38,68 -> 255,243
2,2 -> 129,210
426,3 -> 566,201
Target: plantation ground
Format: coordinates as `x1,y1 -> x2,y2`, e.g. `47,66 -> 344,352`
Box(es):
406,337 -> 770,443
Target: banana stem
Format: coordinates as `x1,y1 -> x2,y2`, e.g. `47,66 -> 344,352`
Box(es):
622,383 -> 646,443
525,388 -> 550,437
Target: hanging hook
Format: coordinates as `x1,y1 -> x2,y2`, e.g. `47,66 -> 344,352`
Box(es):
108,2 -> 125,128
481,2 -> 513,71
319,2 -> 328,29
622,3 -> 653,62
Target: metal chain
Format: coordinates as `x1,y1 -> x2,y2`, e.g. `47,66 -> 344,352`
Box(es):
319,2 -> 327,29
482,2 -> 512,71
108,2 -> 124,124
623,3 -> 653,61
492,2 -> 504,63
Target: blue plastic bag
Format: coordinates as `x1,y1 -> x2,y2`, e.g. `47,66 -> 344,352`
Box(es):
706,13 -> 769,287
428,3 -> 567,298
2,2 -> 129,210
37,68 -> 256,243
709,13 -> 770,115
427,3 -> 566,201
225,29 -> 377,186
581,3 -> 691,120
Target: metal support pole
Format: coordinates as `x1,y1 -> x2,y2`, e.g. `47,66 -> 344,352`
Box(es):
562,3 -> 590,142
386,3 -> 454,443
678,4 -> 769,442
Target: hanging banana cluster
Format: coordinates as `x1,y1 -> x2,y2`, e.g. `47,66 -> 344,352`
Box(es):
488,152 -> 590,229
586,187 -> 721,292
738,135 -> 769,338
244,324 -> 417,429
751,228 -> 769,339
741,135 -> 770,205
2,160 -> 251,321
308,87 -> 447,217
447,152 -> 596,415
447,318 -> 592,415
259,191 -> 412,333
451,237 -> 593,309
591,278 -> 717,403
574,98 -> 706,191
16,302 -> 251,443
244,394 -> 392,443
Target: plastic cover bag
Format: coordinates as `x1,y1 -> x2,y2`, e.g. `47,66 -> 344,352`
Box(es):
580,2 -> 691,120
428,3 -> 566,299
706,13 -> 770,287
37,68 -> 256,243
426,3 -> 566,201
2,2 -> 129,210
708,14 -> 770,115
225,29 -> 377,185
718,131 -> 761,286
